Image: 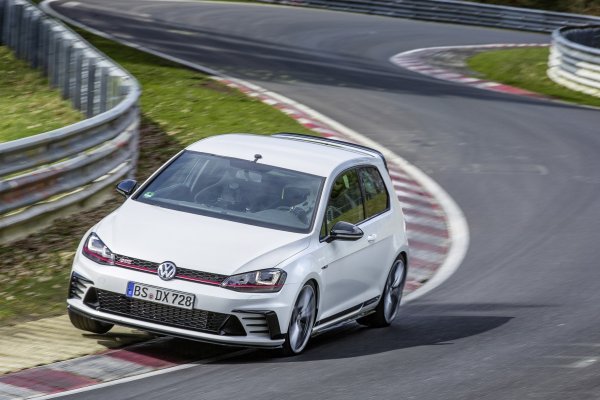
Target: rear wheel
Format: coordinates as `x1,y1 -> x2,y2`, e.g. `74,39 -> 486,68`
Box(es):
281,282 -> 317,356
358,256 -> 406,328
68,309 -> 113,334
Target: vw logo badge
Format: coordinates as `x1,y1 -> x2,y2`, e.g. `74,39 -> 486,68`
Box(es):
157,261 -> 177,281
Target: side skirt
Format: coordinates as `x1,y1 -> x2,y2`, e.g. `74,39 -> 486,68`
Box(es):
312,296 -> 380,334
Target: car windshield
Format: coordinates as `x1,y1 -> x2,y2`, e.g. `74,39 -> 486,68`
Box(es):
134,151 -> 325,233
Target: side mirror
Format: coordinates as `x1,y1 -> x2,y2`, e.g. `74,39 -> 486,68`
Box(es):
326,221 -> 363,243
116,179 -> 137,198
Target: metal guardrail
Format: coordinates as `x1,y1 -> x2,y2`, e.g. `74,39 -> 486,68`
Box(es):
548,26 -> 600,97
257,0 -> 600,33
0,0 -> 140,241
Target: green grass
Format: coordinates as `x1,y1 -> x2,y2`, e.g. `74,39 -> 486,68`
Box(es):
0,28 -> 313,326
467,47 -> 600,108
74,29 -> 313,147
0,46 -> 83,143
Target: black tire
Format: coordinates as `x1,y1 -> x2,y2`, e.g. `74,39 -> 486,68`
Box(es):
358,255 -> 407,328
68,309 -> 114,334
280,281 -> 317,356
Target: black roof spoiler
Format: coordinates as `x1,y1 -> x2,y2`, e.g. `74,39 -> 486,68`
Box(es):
272,133 -> 389,171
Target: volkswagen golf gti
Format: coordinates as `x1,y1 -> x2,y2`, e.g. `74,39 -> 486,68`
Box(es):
67,133 -> 409,355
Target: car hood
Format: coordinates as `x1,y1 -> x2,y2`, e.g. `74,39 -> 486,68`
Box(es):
95,200 -> 311,276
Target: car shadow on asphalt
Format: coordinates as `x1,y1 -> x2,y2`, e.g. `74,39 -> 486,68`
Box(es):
212,303 -> 529,363
97,303 -> 549,365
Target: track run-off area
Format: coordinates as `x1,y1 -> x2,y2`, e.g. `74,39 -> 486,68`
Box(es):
33,1 -> 600,399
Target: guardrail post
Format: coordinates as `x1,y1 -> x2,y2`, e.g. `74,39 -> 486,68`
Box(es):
0,0 -> 6,46
40,19 -> 50,75
56,36 -> 65,91
128,107 -> 140,179
48,31 -> 57,86
29,13 -> 39,67
99,66 -> 108,113
62,40 -> 72,99
16,3 -> 25,58
86,58 -> 96,117
21,6 -> 30,61
73,47 -> 83,109
1,0 -> 8,46
9,2 -> 21,51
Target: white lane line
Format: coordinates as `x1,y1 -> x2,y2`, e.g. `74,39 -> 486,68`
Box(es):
30,349 -> 255,399
568,358 -> 598,368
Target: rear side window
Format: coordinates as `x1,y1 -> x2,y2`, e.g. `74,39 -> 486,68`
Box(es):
359,166 -> 389,218
325,169 -> 364,232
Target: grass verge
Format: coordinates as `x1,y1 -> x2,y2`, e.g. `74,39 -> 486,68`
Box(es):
0,28 -> 313,325
467,47 -> 600,108
0,46 -> 83,143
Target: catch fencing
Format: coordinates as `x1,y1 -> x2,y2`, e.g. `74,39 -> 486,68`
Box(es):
0,0 -> 140,242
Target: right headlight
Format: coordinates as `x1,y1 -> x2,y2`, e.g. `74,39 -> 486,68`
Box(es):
82,233 -> 115,265
221,268 -> 286,293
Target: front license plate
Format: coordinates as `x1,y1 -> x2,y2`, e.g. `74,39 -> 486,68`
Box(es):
126,282 -> 195,310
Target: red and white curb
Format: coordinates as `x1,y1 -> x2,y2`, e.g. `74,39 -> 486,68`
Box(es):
0,338 -> 251,400
0,339 -> 187,399
2,3 -> 469,398
391,43 -> 549,98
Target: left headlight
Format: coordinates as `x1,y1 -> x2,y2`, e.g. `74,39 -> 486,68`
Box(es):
221,268 -> 286,293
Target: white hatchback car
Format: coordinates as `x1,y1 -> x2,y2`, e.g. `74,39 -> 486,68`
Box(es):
67,133 -> 409,355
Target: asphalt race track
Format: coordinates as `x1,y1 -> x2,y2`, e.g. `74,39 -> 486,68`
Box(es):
50,1 -> 600,399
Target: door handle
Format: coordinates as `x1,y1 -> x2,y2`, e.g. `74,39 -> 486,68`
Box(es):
367,234 -> 377,243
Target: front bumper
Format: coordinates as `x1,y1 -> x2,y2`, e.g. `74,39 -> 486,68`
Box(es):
69,253 -> 294,348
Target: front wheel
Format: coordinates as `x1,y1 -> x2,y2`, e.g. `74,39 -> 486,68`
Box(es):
68,309 -> 113,334
281,282 -> 317,356
358,256 -> 406,328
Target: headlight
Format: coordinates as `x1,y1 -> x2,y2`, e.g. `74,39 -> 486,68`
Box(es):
82,233 -> 115,265
221,268 -> 286,293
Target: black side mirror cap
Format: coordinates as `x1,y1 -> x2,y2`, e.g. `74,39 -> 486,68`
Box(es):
326,221 -> 364,243
116,179 -> 137,198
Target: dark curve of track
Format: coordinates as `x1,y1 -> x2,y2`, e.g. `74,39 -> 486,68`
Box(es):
50,1 -> 600,399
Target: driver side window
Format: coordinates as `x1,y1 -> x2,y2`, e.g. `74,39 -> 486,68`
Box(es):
323,169 -> 364,236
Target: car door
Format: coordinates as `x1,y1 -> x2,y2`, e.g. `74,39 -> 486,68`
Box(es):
354,166 -> 395,295
315,166 -> 394,322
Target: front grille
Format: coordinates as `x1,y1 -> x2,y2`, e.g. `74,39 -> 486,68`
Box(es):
91,289 -> 233,334
113,254 -> 228,285
177,269 -> 227,284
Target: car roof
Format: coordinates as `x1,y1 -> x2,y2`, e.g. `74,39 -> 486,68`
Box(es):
186,134 -> 379,176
